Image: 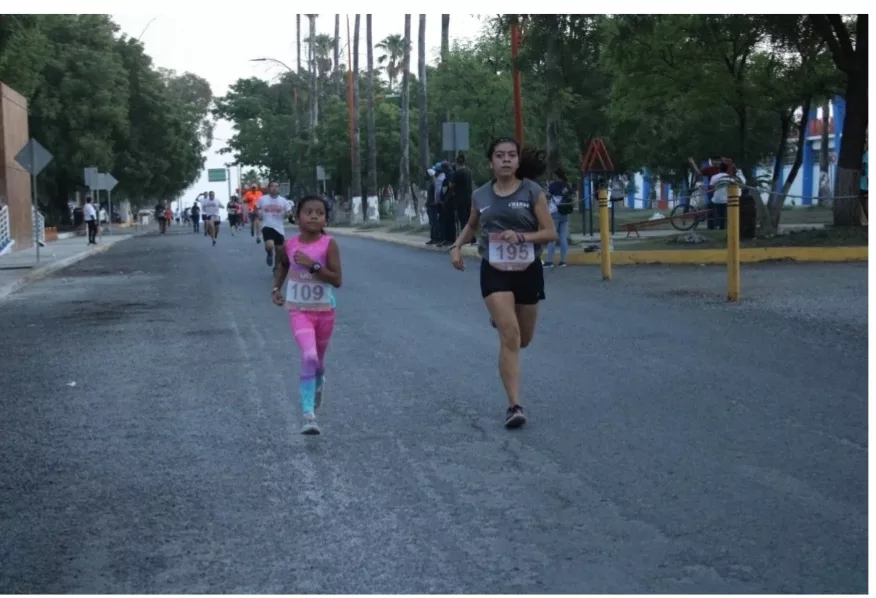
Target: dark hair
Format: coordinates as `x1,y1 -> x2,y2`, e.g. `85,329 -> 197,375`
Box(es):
554,167 -> 567,182
296,194 -> 331,219
486,137 -> 547,181
719,162 -> 729,173
710,155 -> 722,162
456,153 -> 466,165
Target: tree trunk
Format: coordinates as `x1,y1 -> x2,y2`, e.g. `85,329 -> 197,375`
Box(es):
296,15 -> 302,74
832,59 -> 868,225
351,15 -> 362,202
366,15 -> 378,198
418,15 -> 429,176
296,14 -> 302,135
817,98 -> 832,206
767,98 -> 812,229
441,15 -> 450,60
307,15 -> 318,137
544,17 -> 561,173
333,15 -> 341,97
397,15 -> 413,221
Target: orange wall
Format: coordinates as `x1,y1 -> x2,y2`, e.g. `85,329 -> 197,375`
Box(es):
0,82 -> 33,251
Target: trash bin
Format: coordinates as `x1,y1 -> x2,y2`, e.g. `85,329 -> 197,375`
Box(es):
740,190 -> 757,239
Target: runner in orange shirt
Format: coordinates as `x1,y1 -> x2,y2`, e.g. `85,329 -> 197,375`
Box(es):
243,184 -> 263,241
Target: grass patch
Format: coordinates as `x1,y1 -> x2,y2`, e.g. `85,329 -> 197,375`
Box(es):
619,226 -> 867,251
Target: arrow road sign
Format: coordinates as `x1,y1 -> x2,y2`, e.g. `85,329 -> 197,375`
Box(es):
14,139 -> 53,176
98,172 -> 118,192
84,167 -> 99,190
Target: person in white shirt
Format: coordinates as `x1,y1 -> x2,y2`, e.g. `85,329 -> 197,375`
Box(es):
83,196 -> 98,244
708,162 -> 730,230
202,191 -> 225,246
254,181 -> 293,268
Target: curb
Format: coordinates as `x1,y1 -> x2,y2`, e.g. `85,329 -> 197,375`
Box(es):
0,236 -> 131,302
328,228 -> 868,265
328,227 -> 480,258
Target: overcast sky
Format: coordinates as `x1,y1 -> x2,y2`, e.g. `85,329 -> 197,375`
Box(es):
111,13 -> 486,207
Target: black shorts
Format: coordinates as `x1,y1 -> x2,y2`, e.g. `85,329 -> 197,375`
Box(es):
228,214 -> 239,226
262,226 -> 285,246
480,259 -> 545,305
202,215 -> 209,222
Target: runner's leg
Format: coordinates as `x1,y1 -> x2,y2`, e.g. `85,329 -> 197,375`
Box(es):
313,310 -> 336,409
484,291 -> 522,407
290,311 -> 321,433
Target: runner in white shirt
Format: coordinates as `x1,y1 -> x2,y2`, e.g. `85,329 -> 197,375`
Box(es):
202,191 -> 225,246
254,181 -> 293,268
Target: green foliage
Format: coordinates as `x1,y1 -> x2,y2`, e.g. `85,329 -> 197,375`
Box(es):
0,14 -> 210,220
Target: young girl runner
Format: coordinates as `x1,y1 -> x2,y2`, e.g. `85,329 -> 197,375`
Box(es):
448,138 -> 557,429
272,196 -> 342,435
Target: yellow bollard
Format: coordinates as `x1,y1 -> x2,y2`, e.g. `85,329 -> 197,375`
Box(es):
598,187 -> 612,280
726,184 -> 741,302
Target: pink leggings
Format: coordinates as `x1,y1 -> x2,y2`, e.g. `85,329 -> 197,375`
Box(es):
289,310 -> 335,414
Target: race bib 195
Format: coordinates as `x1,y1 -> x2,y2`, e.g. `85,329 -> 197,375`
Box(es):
488,233 -> 535,272
285,271 -> 332,311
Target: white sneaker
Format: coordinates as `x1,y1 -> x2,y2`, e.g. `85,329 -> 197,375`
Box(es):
301,412 -> 320,435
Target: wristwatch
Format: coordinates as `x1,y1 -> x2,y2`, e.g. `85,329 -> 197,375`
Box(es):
309,263 -> 322,274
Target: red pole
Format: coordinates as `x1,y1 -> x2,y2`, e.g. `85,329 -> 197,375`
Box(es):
510,21 -> 524,145
346,16 -> 355,179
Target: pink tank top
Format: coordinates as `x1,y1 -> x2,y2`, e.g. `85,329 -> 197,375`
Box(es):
283,233 -> 336,311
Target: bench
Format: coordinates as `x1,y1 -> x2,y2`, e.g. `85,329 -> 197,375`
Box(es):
622,209 -> 711,238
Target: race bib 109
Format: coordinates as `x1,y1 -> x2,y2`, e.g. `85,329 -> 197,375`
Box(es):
285,271 -> 332,311
488,233 -> 535,271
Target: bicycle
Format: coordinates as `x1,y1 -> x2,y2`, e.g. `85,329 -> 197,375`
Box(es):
669,184 -> 709,231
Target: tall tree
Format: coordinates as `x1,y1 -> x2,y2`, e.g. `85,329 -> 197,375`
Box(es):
375,34 -> 406,92
351,15 -> 362,202
398,15 -> 412,216
296,15 -> 302,74
818,99 -> 832,206
307,14 -> 318,136
365,15 -> 378,198
418,15 -> 429,176
333,15 -> 341,97
809,14 -> 868,225
441,15 -> 450,60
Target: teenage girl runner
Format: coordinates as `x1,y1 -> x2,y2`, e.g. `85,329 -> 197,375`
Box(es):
448,138 -> 557,429
272,195 -> 343,435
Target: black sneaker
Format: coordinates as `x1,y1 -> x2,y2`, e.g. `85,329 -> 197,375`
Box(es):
505,405 -> 526,428
266,251 -> 273,267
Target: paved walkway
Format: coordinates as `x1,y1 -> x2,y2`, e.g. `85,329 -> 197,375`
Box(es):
0,232 -> 134,301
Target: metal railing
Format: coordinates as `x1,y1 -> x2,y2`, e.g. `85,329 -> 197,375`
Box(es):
0,204 -> 12,255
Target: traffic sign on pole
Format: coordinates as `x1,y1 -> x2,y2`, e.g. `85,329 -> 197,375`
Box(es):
208,168 -> 227,182
97,172 -> 118,191
84,167 -> 99,190
14,139 -> 53,176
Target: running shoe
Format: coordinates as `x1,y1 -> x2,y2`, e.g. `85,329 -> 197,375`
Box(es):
266,252 -> 273,267
301,412 -> 321,435
505,405 -> 526,428
315,377 -> 326,411
212,239 -> 216,246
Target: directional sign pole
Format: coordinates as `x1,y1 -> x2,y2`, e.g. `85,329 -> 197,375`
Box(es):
30,142 -> 39,263
107,187 -> 113,237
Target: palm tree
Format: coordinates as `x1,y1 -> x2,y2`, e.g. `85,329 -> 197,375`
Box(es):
296,15 -> 302,73
306,14 -> 318,134
366,15 -> 378,202
352,15 -> 362,211
418,15 -> 429,176
333,15 -> 341,97
441,15 -> 450,60
305,33 -> 334,78
397,15 -> 412,220
376,33 -> 407,92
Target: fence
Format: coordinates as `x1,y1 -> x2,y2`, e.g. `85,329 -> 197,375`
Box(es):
32,209 -> 45,245
0,204 -> 12,255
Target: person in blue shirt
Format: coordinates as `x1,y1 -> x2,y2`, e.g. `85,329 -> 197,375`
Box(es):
544,168 -> 573,268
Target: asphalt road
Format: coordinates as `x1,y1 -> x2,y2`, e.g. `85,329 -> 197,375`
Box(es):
0,226 -> 867,593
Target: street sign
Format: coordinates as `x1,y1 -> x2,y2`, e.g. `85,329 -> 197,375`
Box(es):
208,168 -> 227,182
279,182 -> 291,196
98,172 -> 118,191
441,121 -> 470,153
14,139 -> 53,176
316,165 -> 327,181
84,167 -> 99,190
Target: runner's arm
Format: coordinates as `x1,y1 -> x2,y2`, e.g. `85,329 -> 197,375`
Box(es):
309,239 -> 342,288
449,204 -> 481,251
519,192 -> 557,245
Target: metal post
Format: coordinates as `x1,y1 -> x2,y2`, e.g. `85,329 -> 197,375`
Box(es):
598,187 -> 611,280
226,168 -> 232,201
727,184 -> 741,302
107,188 -> 113,237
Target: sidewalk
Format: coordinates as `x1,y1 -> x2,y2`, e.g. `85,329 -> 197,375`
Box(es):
0,233 -> 133,301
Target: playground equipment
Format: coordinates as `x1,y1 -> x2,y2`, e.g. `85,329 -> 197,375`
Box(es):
579,138 -> 616,237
